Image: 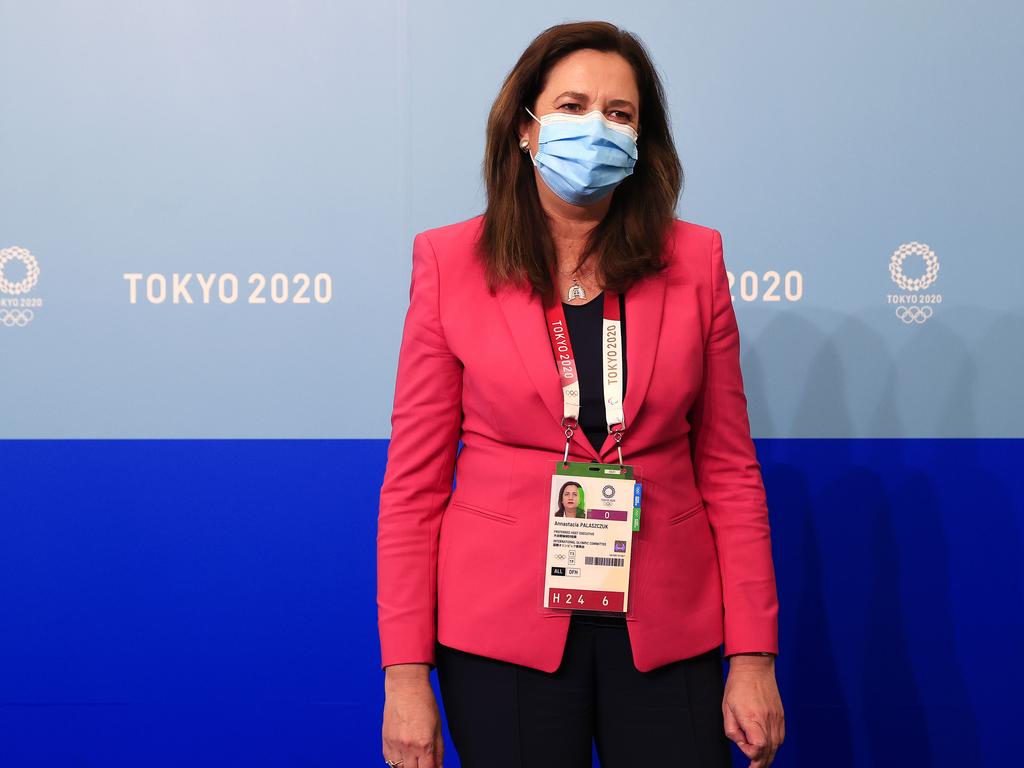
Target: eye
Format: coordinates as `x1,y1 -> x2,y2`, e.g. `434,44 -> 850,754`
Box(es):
558,102 -> 584,112
607,110 -> 634,123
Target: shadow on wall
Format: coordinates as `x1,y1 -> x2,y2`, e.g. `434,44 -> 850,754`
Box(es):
740,305 -> 1023,766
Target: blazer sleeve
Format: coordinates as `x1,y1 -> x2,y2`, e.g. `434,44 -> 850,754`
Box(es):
687,229 -> 780,658
376,231 -> 464,669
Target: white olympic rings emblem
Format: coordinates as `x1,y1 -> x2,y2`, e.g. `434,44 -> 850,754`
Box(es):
0,308 -> 35,327
895,305 -> 933,324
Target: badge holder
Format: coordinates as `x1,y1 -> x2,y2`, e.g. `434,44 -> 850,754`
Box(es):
537,419 -> 644,618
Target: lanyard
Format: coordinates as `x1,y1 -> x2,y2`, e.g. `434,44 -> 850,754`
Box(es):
543,280 -> 626,465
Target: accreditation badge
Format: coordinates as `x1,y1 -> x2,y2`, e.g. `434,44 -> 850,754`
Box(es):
542,460 -> 642,613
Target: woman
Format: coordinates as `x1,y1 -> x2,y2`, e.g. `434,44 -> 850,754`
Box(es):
555,480 -> 586,518
378,20 -> 784,768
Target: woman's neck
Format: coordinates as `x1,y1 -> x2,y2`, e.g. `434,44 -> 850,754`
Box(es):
538,183 -> 612,266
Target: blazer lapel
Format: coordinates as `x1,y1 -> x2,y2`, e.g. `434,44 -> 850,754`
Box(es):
496,283 -> 599,460
496,271 -> 667,463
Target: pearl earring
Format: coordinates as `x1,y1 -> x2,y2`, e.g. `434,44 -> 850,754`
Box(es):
519,137 -> 530,152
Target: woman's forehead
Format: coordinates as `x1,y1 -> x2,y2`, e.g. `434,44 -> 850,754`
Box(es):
541,50 -> 638,100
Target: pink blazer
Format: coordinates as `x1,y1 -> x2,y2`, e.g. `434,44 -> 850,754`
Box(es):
377,214 -> 779,673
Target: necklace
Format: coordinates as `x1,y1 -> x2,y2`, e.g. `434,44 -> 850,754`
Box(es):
566,273 -> 588,301
557,262 -> 594,302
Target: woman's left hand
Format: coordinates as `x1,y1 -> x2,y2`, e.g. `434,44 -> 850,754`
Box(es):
722,655 -> 785,767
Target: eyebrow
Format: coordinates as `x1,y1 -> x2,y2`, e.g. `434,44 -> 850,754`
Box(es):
553,90 -> 637,112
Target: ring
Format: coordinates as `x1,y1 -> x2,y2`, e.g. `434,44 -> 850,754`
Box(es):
385,760 -> 404,767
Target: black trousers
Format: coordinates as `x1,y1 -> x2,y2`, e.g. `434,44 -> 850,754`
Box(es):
435,612 -> 732,768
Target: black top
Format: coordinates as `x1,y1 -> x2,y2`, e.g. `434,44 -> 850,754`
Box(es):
561,292 -> 627,455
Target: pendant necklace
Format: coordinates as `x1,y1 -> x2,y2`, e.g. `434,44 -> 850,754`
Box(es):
559,263 -> 594,302
566,274 -> 587,301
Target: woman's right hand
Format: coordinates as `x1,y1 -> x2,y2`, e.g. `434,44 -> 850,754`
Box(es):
382,663 -> 445,768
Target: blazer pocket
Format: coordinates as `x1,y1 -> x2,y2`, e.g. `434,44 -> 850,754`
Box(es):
667,501 -> 705,526
450,499 -> 516,525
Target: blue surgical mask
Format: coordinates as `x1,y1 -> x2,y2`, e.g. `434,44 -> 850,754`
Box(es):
524,106 -> 639,206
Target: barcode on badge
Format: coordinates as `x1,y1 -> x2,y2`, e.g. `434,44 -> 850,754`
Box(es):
584,556 -> 625,567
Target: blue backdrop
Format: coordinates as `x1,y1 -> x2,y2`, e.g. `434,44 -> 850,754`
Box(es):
2,439 -> 1020,766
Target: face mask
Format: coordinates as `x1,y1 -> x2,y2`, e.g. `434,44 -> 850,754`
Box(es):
524,105 -> 639,206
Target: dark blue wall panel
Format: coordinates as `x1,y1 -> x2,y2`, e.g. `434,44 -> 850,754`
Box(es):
1,439 -> 1020,767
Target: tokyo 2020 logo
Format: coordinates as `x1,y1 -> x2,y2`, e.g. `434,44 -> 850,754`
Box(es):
0,246 -> 43,327
887,241 -> 941,325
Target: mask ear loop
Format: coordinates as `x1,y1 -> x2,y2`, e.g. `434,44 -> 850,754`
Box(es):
523,106 -> 540,166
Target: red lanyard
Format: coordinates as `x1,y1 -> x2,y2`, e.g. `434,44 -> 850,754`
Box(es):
542,278 -> 626,465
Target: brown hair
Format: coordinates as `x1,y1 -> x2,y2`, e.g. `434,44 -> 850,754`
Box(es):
478,21 -> 683,296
